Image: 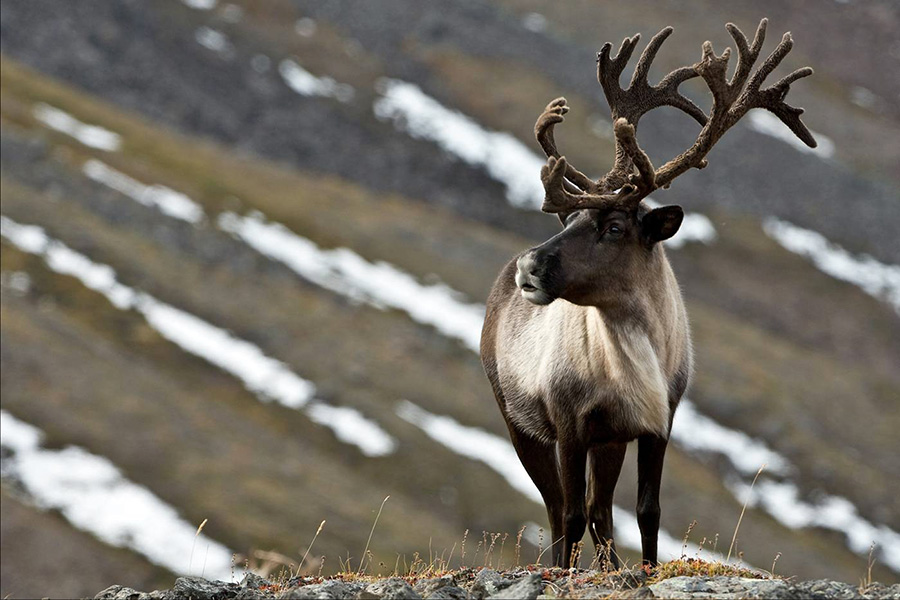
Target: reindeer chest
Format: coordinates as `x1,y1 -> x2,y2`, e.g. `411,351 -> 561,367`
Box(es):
495,303 -> 671,442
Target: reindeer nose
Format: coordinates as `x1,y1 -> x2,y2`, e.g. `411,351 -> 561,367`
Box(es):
517,253 -> 539,278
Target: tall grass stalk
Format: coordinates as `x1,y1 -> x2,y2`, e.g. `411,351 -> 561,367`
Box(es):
358,496 -> 390,575
727,464 -> 766,564
189,518 -> 208,575
296,520 -> 326,577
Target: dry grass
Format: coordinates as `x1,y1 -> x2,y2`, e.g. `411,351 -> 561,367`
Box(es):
649,557 -> 764,582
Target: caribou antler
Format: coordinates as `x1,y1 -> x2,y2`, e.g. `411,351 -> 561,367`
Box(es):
536,19 -> 816,214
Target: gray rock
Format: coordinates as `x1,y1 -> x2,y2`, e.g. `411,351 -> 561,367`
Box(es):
423,586 -> 466,600
165,577 -> 240,600
684,579 -> 712,593
277,580 -> 366,599
411,575 -> 466,599
365,578 -> 422,599
487,573 -> 542,600
787,579 -> 864,599
240,574 -> 273,590
607,567 -> 650,591
649,576 -> 791,599
95,585 -> 151,600
93,574 -> 900,600
741,578 -> 795,599
233,574 -> 275,600
615,588 -> 654,599
469,569 -> 512,599
572,588 -> 620,599
234,589 -> 269,600
413,575 -> 454,596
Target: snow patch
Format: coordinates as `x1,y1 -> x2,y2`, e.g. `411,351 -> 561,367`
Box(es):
195,26 -> 232,54
675,396 -> 899,571
218,212 -> 485,353
522,13 -> 548,33
83,160 -> 205,224
32,103 -> 122,151
728,478 -> 900,572
295,18 -> 317,37
1,270 -> 32,295
850,86 -> 878,110
0,410 -> 238,580
747,111 -> 835,159
763,217 -> 900,314
137,298 -> 317,410
306,404 -> 396,458
181,0 -> 216,9
279,60 -> 354,103
374,78 -> 546,209
0,217 -> 395,457
671,399 -> 790,476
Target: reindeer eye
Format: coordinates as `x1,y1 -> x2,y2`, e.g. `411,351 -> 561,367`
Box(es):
607,225 -> 623,235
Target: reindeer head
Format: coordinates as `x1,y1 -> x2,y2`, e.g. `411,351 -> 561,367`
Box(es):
515,199 -> 683,306
517,19 -> 816,307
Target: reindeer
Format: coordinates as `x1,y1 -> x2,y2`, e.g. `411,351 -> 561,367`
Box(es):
480,19 -> 815,569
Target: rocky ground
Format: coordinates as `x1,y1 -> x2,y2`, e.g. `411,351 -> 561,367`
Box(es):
96,566 -> 900,599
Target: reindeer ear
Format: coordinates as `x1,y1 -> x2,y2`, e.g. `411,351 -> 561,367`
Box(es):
642,205 -> 683,243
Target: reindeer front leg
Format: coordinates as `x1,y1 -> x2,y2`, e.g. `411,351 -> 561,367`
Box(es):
557,435 -> 588,568
636,434 -> 669,566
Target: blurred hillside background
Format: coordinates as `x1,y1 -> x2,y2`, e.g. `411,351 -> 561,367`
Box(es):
1,0 -> 898,597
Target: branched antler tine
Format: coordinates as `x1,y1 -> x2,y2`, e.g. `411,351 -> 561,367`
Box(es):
534,97 -> 566,157
534,98 -> 596,191
772,66 -> 813,91
657,66 -> 708,126
727,22 -> 750,58
657,65 -> 700,89
768,102 -> 816,147
655,19 -> 817,191
666,95 -> 708,127
540,156 -> 622,213
613,35 -> 642,72
747,32 -> 793,93
630,27 -> 673,88
540,157 -> 582,212
726,22 -> 756,88
697,41 -> 733,103
732,25 -> 816,148
749,18 -> 768,54
614,118 -> 655,192
597,35 -> 640,101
